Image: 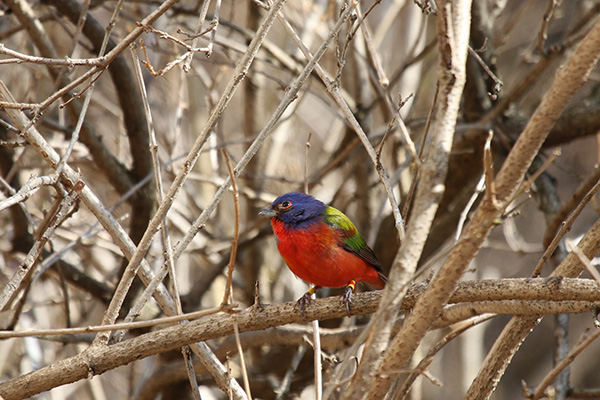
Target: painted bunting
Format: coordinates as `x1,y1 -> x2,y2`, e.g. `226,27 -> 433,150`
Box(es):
259,192 -> 387,315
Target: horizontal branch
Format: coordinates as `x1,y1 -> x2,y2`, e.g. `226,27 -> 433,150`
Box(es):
406,277 -> 600,306
0,278 -> 598,398
436,300 -> 600,328
0,174 -> 57,212
0,43 -> 106,66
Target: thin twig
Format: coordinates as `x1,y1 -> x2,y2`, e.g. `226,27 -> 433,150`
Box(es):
140,39 -> 196,76
140,24 -> 205,51
0,174 -> 57,212
302,131 -> 322,400
376,112 -> 397,160
313,307 -> 323,400
221,149 -> 240,308
483,129 -> 496,201
221,148 -> 251,399
530,327 -> 600,400
537,0 -> 560,56
66,0 -> 91,61
334,4 -> 355,87
505,149 -> 561,209
369,76 -> 418,162
544,166 -> 600,249
137,25 -> 211,76
207,0 -> 222,56
275,346 -> 307,400
0,101 -> 40,109
55,80 -> 94,175
233,321 -> 252,400
356,0 -> 421,164
0,180 -> 84,311
397,315 -> 494,400
39,0 -> 181,116
402,82 -> 439,222
183,0 -> 212,70
304,132 -> 312,195
356,1 -> 387,87
456,174 -> 485,241
568,242 -> 600,283
467,45 -> 503,100
0,305 -> 234,339
0,43 -> 107,66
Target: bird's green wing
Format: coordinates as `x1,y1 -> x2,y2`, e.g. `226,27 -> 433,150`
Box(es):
323,206 -> 383,271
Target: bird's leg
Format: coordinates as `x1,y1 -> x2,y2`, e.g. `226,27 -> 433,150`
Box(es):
340,280 -> 356,315
297,286 -> 319,317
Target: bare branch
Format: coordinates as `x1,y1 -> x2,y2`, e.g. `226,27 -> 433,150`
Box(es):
530,328 -> 600,400
1,278 -> 600,398
0,179 -> 83,311
0,43 -> 107,67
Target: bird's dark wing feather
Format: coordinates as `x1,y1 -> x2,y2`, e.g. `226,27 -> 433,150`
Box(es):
323,206 -> 385,275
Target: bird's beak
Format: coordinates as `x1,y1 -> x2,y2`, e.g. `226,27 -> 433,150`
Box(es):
259,207 -> 277,218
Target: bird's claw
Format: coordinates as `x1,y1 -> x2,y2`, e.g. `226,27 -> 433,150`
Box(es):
297,292 -> 313,317
340,285 -> 353,315
340,280 -> 356,315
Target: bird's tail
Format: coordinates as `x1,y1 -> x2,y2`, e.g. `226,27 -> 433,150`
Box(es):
367,272 -> 387,289
378,272 -> 388,288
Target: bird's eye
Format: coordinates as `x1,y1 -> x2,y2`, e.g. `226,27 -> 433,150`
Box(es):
279,201 -> 292,210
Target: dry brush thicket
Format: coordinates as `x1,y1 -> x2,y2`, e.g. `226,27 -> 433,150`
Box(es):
1,1 -> 600,399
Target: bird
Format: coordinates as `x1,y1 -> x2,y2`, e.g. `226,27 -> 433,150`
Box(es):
259,192 -> 386,315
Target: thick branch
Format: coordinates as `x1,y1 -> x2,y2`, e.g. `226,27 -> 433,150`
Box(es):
383,11 -> 600,400
1,278 -> 599,399
467,216 -> 600,399
354,1 -> 473,398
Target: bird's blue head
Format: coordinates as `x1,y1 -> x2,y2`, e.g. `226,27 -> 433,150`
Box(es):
259,192 -> 326,227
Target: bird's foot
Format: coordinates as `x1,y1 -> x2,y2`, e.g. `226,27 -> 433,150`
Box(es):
296,287 -> 317,317
340,280 -> 356,315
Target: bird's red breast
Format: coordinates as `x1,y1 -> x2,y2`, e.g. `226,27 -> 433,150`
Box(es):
270,218 -> 385,289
